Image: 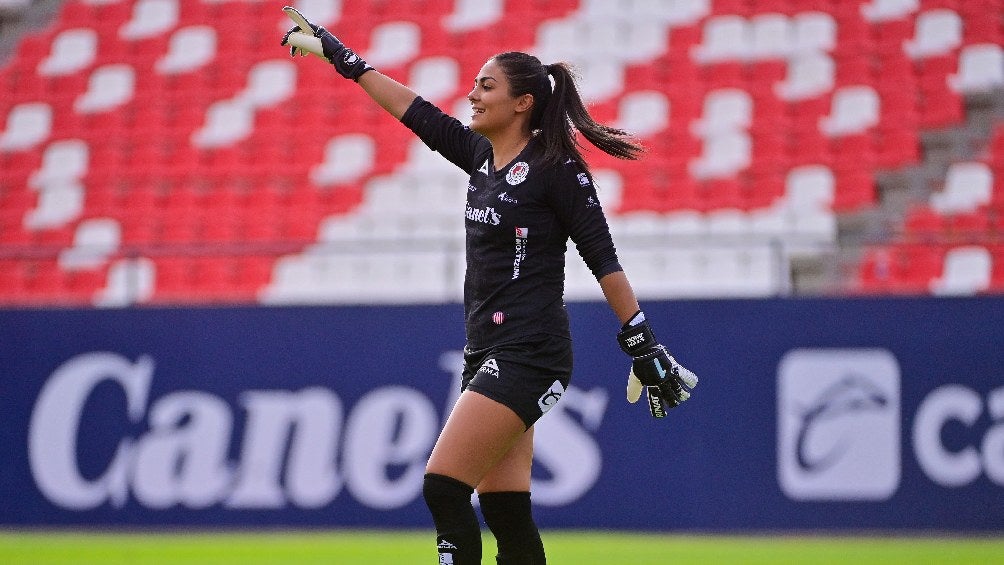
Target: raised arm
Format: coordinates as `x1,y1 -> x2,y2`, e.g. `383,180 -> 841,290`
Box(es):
280,6 -> 417,119
357,71 -> 418,121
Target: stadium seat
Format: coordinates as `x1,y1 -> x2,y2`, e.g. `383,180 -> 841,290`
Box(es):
930,245 -> 993,295
819,85 -> 880,137
690,88 -> 752,137
930,161 -> 994,214
790,11 -> 837,54
363,21 -> 421,68
616,90 -> 670,138
29,139 -> 89,189
408,56 -> 460,104
775,51 -> 835,101
689,130 -> 752,180
948,43 -> 1004,94
94,257 -> 156,307
156,26 -> 217,74
191,100 -> 254,148
0,102 -> 52,151
119,0 -> 178,40
903,9 -> 963,59
37,28 -> 98,76
58,217 -> 121,270
75,64 -> 135,113
691,15 -> 750,64
860,0 -> 919,22
443,0 -> 503,31
310,134 -> 377,187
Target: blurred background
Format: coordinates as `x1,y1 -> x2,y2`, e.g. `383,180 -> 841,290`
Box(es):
1,0 -> 1002,305
1,0 -> 1002,539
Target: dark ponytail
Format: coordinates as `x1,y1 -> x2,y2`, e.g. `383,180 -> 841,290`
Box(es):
491,52 -> 644,170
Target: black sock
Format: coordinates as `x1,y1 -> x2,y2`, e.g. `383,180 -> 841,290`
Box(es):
423,473 -> 482,564
479,491 -> 545,565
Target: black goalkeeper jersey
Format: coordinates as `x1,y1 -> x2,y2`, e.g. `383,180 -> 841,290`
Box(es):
401,97 -> 623,348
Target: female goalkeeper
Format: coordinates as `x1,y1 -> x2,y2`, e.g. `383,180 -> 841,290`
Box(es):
282,10 -> 697,565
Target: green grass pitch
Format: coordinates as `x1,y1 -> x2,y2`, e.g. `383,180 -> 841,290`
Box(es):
1,530 -> 1002,564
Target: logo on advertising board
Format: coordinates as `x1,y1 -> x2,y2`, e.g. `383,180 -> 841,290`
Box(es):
777,348 -> 901,501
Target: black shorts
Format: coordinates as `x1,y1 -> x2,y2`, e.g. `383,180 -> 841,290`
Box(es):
461,334 -> 573,429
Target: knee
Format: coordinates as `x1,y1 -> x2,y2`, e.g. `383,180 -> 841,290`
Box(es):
423,473 -> 475,515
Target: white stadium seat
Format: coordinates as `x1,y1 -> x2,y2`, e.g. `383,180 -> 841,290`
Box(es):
948,44 -> 1004,94
38,28 -> 98,76
59,218 -> 122,270
0,102 -> 52,151
930,246 -> 992,295
861,0 -> 919,22
119,0 -> 178,40
819,85 -> 880,137
74,64 -> 136,114
903,9 -> 963,59
364,21 -> 421,68
156,26 -> 217,74
311,134 -> 376,187
929,162 -> 993,214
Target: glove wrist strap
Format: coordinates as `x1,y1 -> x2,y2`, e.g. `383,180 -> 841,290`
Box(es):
616,319 -> 657,356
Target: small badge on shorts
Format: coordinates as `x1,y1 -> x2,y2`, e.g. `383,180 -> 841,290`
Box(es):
506,161 -> 529,185
478,358 -> 500,378
537,380 -> 565,414
492,311 -> 505,325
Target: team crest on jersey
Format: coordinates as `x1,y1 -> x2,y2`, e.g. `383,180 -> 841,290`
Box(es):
577,172 -> 590,186
492,311 -> 506,325
506,162 -> 530,185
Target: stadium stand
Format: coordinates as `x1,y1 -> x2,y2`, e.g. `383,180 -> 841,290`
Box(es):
0,0 -> 1002,306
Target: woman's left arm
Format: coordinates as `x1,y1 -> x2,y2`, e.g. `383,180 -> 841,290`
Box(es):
598,270 -> 641,325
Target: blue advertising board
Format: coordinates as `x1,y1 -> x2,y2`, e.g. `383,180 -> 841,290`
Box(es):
1,297 -> 1002,531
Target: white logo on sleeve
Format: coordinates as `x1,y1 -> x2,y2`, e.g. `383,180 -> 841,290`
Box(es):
777,348 -> 901,501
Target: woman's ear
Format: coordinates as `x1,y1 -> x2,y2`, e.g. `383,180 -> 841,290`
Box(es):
515,93 -> 534,114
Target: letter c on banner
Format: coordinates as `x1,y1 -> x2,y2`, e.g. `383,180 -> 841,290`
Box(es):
28,352 -> 153,509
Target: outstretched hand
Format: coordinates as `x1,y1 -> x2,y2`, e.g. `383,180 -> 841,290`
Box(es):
280,6 -> 373,81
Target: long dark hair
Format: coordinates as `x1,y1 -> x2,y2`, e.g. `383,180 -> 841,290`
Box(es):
491,51 -> 644,170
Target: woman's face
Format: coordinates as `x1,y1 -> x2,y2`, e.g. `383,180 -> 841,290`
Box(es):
467,59 -> 531,136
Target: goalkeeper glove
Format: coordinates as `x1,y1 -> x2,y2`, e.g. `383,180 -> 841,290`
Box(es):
617,310 -> 699,418
280,6 -> 373,81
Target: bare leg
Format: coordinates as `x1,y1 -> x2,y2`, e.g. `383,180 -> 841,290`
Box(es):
426,389 -> 529,486
424,390 -> 530,564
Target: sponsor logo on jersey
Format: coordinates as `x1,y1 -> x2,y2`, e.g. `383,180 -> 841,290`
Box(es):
478,159 -> 490,176
467,183 -> 477,192
512,227 -> 529,279
506,161 -> 530,185
585,195 -> 599,208
538,380 -> 565,414
498,191 -> 518,204
465,203 -> 501,225
577,172 -> 590,186
478,358 -> 500,377
492,311 -> 505,325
